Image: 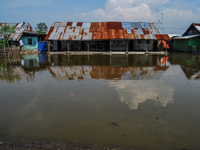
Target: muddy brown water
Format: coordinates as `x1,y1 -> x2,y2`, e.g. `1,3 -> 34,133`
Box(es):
0,53 -> 200,150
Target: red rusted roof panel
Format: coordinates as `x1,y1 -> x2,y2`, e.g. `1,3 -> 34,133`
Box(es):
155,35 -> 171,40
77,22 -> 83,26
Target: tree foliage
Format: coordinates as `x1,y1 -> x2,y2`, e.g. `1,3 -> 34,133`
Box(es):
35,22 -> 48,34
0,23 -> 16,49
0,40 -> 3,48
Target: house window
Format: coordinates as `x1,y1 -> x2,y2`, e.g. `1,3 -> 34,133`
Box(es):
192,30 -> 197,34
29,60 -> 33,67
146,40 -> 150,44
28,38 -> 32,45
188,30 -> 197,35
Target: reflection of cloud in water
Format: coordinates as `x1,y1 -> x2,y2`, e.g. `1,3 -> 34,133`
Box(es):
110,80 -> 174,110
162,65 -> 184,77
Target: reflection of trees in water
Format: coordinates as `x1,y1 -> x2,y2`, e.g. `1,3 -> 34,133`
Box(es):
0,64 -> 36,83
0,58 -> 21,83
0,66 -> 20,83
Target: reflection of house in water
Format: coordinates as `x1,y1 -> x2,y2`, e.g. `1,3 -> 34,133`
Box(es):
168,53 -> 200,79
47,55 -> 169,81
21,55 -> 40,69
14,66 -> 35,82
47,66 -> 92,80
0,54 -> 49,82
14,54 -> 50,82
20,55 -> 38,81
21,54 -> 50,69
38,53 -> 50,69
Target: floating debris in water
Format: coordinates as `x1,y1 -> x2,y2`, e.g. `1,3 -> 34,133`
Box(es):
111,122 -> 119,126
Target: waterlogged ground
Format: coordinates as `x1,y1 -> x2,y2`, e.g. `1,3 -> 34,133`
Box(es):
0,53 -> 200,150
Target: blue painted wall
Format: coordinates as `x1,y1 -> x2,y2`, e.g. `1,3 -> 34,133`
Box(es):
20,37 -> 38,51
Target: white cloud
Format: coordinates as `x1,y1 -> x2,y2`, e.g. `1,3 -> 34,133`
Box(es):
198,7 -> 200,15
67,1 -> 157,22
65,0 -> 200,34
105,0 -> 169,11
106,3 -> 155,21
163,8 -> 199,21
160,8 -> 200,33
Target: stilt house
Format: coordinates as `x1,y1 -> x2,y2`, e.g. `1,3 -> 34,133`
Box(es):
0,22 -> 46,51
45,22 -> 170,52
172,23 -> 200,53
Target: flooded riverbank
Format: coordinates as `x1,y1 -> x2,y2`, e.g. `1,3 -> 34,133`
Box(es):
0,53 -> 200,150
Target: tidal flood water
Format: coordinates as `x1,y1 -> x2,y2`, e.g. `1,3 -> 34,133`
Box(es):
0,53 -> 200,150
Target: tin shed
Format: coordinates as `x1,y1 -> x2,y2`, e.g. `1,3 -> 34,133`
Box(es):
172,23 -> 200,53
45,21 -> 170,52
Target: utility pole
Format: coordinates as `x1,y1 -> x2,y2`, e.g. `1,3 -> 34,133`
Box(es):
161,13 -> 164,24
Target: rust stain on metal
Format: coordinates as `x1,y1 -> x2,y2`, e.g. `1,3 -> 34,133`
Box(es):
148,23 -> 160,34
45,22 -> 170,41
67,22 -> 73,26
155,35 -> 170,40
58,33 -> 62,40
140,35 -> 145,39
77,22 -> 83,26
45,27 -> 54,40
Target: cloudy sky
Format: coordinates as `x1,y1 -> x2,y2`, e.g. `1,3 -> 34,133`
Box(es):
0,0 -> 200,34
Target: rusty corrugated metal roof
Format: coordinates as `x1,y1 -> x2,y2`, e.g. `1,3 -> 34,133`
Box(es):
193,23 -> 200,32
45,22 -> 170,41
0,22 -> 34,41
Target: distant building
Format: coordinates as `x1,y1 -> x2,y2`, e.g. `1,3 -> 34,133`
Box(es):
172,23 -> 200,53
0,22 -> 46,51
45,22 -> 170,52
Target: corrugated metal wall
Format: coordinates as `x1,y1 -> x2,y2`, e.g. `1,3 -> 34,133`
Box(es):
173,39 -> 189,52
173,37 -> 200,52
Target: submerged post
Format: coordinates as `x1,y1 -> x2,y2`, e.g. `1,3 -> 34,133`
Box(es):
110,40 -> 112,54
67,44 -> 69,52
126,40 -> 129,54
88,42 -> 89,52
87,41 -> 89,52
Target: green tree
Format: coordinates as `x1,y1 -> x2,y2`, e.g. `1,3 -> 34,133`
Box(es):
35,22 -> 48,34
0,23 -> 16,53
0,39 -> 3,48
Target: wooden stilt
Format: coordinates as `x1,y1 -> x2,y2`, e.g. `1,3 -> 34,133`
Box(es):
110,40 -> 112,53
